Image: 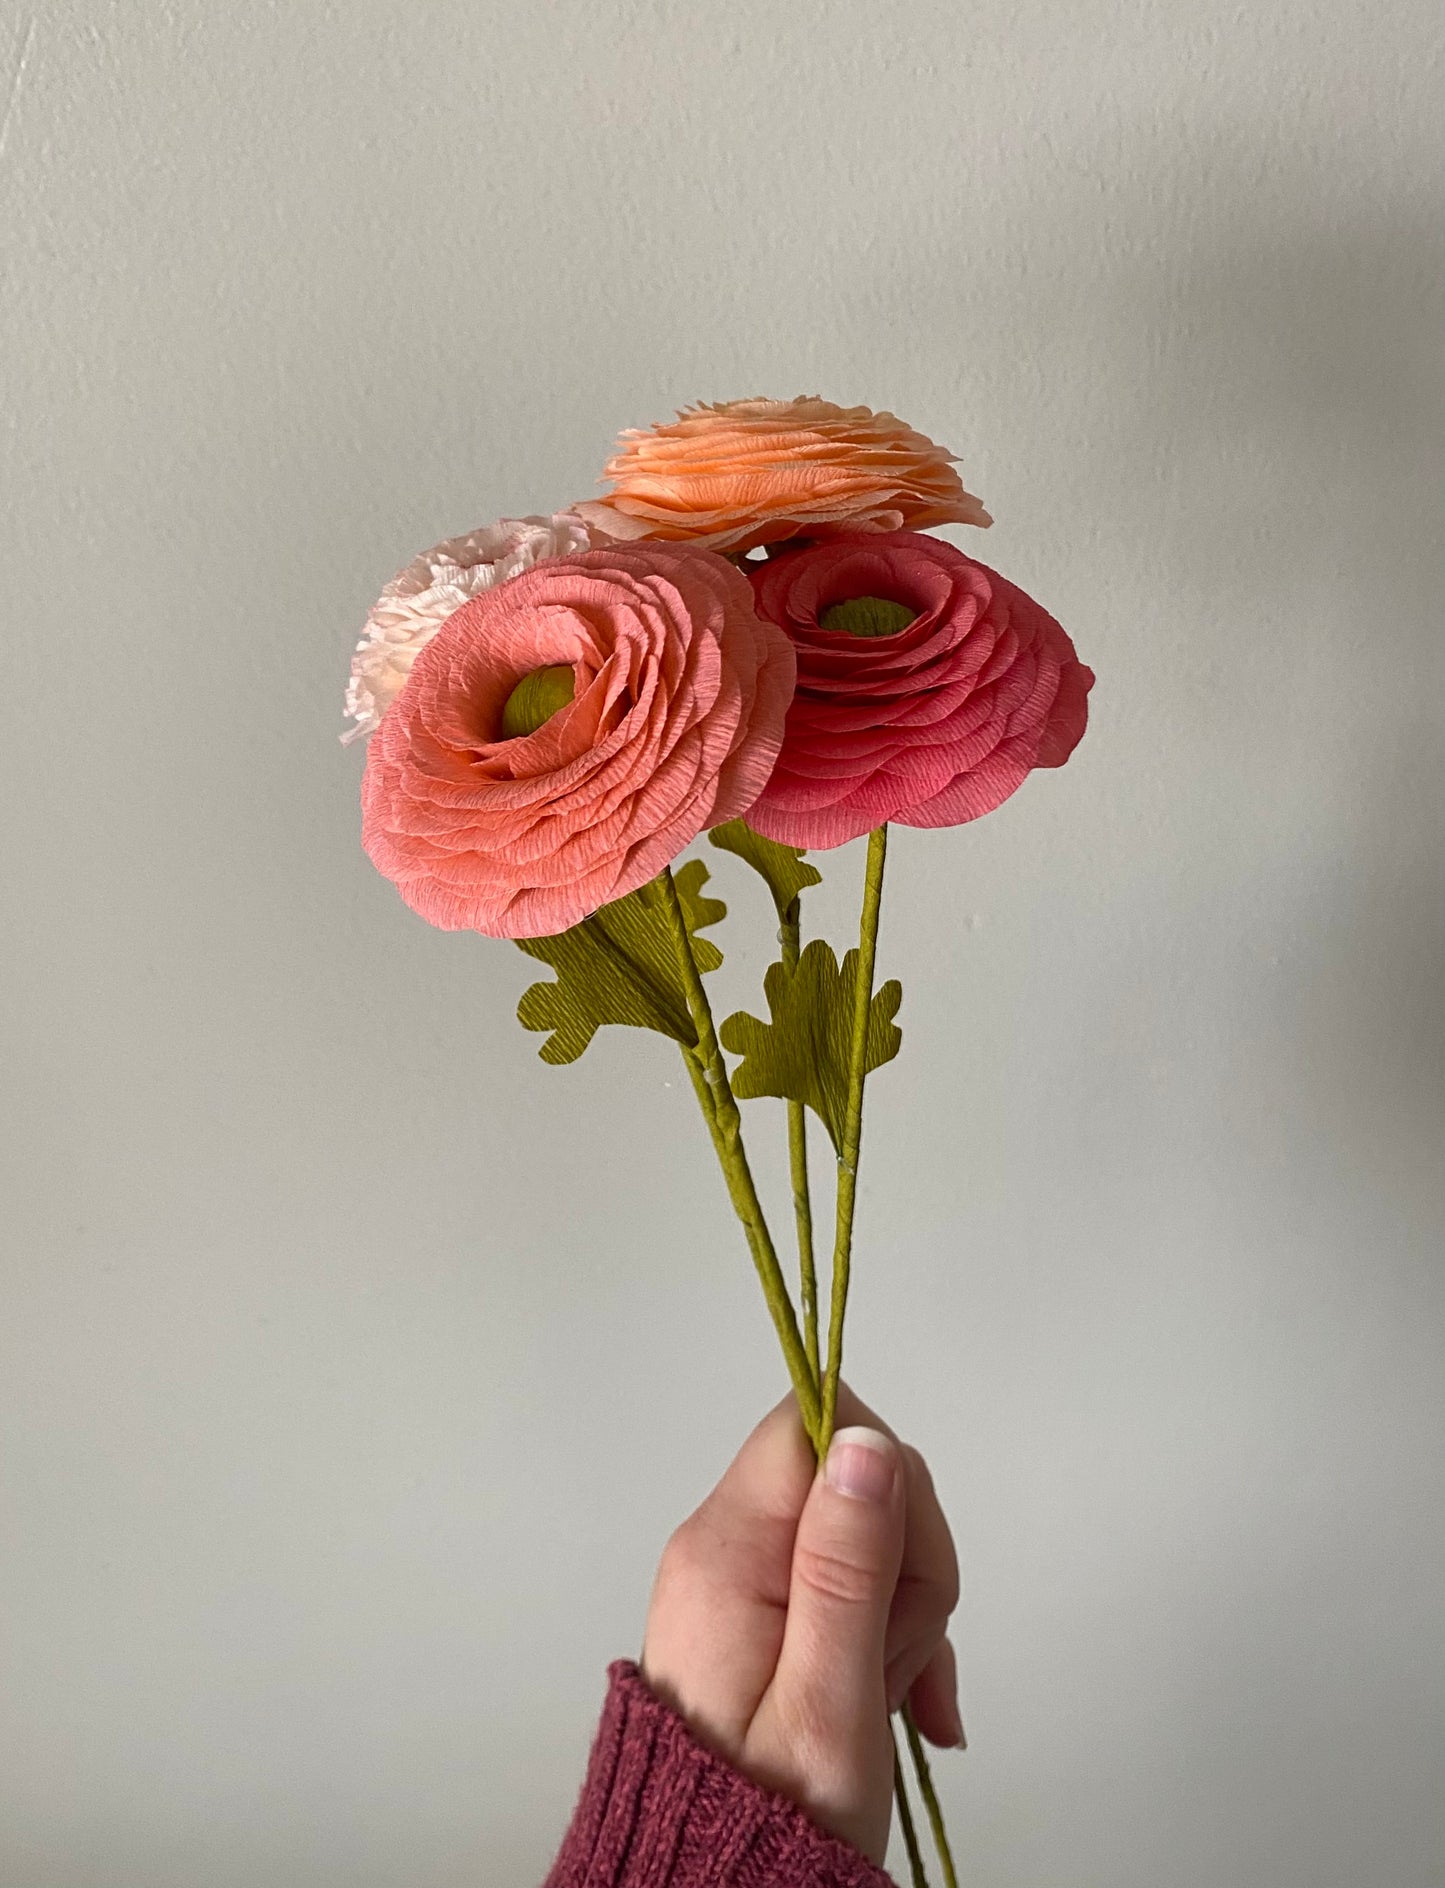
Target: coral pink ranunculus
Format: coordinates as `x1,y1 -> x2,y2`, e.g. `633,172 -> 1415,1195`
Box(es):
573,397 -> 991,556
360,542 -> 797,938
743,531 -> 1093,849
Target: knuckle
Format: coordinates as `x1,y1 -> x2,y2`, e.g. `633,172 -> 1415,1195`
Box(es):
930,1554 -> 962,1618
658,1518 -> 707,1591
901,1446 -> 961,1614
792,1539 -> 881,1608
902,1443 -> 933,1493
904,1561 -> 960,1621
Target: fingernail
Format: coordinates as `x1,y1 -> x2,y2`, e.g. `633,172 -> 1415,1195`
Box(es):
825,1427 -> 896,1503
949,1704 -> 967,1750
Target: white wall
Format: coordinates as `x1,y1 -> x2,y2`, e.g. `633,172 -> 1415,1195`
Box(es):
2,3 -> 1441,1884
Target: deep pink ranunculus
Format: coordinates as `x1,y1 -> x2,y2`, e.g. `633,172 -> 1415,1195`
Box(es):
361,542 -> 795,938
743,531 -> 1093,848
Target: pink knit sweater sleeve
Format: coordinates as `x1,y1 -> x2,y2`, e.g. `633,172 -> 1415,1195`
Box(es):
544,1662 -> 897,1888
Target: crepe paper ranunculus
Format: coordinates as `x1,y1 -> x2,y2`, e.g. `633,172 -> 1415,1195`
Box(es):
341,513 -> 596,744
343,402 -> 1096,1878
360,542 -> 797,939
571,396 -> 992,557
741,530 -> 1093,849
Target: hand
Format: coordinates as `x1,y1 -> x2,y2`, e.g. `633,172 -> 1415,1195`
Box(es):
640,1384 -> 962,1865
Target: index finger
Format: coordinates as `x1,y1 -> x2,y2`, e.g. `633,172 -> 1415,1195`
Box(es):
831,1382 -> 961,1658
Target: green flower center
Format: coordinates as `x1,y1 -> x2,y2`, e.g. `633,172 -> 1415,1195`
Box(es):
818,596 -> 917,639
501,664 -> 576,739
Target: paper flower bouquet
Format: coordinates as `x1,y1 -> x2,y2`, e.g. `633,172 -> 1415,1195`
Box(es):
343,397 -> 1093,1883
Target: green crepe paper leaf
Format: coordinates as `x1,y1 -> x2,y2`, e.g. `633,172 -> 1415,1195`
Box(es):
515,858 -> 725,1065
708,818 -> 822,919
718,940 -> 902,1154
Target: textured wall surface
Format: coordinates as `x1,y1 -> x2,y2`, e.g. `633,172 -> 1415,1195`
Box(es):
2,3 -> 1442,1883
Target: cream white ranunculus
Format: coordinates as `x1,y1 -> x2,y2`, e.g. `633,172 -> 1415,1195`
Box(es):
342,512 -> 596,744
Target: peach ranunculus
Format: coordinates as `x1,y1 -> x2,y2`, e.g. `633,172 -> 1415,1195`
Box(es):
341,512 -> 595,744
572,397 -> 992,557
743,530 -> 1093,849
360,542 -> 797,939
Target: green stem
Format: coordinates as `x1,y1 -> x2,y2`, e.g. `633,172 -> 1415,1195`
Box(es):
818,824 -> 889,1456
779,896 -> 820,1382
658,867 -> 821,1444
808,829 -> 956,1880
903,1706 -> 959,1888
892,1726 -> 930,1887
666,850 -> 953,1884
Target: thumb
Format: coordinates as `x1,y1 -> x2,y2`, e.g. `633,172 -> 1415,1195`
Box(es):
772,1426 -> 905,1734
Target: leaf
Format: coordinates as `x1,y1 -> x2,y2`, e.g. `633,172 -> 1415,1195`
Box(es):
718,939 -> 902,1153
515,858 -> 725,1065
709,818 -> 822,920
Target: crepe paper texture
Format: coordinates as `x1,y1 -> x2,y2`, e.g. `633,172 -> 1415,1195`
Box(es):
502,664 -> 575,738
342,513 -> 595,744
574,397 -> 992,556
360,542 -> 795,938
819,596 -> 918,639
515,859 -> 725,1065
344,392 -> 1094,1888
719,939 -> 903,1156
745,531 -> 1094,849
708,818 -> 822,920
709,819 -> 827,1388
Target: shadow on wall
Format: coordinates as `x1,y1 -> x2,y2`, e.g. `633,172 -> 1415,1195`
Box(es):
958,181 -> 1445,1884
1040,177 -> 1444,1209
1115,195 -> 1441,594
1124,190 -> 1442,1180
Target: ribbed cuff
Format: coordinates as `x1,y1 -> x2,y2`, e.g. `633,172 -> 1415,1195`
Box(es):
544,1661 -> 897,1888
